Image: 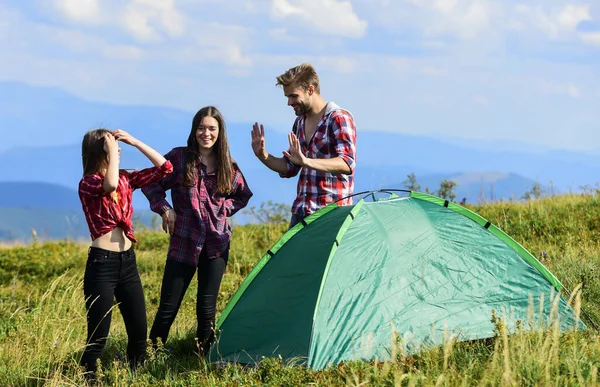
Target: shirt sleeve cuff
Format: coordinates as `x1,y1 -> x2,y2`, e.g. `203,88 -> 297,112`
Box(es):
278,156 -> 299,178
159,160 -> 174,175
153,200 -> 172,215
339,153 -> 355,172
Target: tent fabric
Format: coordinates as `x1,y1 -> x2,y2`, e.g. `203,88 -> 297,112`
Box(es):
209,192 -> 584,370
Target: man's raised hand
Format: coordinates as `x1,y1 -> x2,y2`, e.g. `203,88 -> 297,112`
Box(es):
251,122 -> 268,161
282,132 -> 306,166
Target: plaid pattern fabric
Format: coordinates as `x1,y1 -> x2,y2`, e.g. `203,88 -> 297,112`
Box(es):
79,161 -> 173,242
280,102 -> 357,215
142,147 -> 252,266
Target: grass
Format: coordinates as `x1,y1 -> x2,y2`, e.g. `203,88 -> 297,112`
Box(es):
0,193 -> 599,386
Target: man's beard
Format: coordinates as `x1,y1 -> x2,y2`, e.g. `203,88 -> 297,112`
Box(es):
295,101 -> 310,116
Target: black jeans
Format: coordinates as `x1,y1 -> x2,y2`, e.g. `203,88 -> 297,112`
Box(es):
149,249 -> 228,356
80,246 -> 147,373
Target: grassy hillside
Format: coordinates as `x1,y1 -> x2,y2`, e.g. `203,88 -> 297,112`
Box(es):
0,194 -> 599,386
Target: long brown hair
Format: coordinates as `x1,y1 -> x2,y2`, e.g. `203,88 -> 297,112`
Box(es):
82,129 -> 111,176
184,106 -> 233,194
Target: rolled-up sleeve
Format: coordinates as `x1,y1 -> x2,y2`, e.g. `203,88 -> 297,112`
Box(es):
141,151 -> 178,215
332,112 -> 357,173
279,156 -> 302,178
129,160 -> 173,190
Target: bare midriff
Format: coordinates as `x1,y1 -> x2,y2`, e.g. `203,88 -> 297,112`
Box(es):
91,226 -> 132,252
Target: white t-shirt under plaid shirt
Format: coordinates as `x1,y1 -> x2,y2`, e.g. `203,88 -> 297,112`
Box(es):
280,101 -> 357,215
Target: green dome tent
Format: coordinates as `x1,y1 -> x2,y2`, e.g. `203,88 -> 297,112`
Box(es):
209,191 -> 585,370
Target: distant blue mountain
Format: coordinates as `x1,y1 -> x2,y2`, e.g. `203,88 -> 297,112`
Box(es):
0,205 -> 161,242
0,142 -> 549,210
0,172 -> 542,241
0,81 -> 191,152
0,182 -> 80,208
2,80 -> 600,188
396,171 -> 547,203
1,80 -> 600,241
0,182 -> 162,241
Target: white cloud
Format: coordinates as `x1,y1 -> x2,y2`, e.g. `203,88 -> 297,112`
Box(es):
50,0 -> 187,42
134,22 -> 255,68
1,1 -> 599,151
193,23 -> 254,67
49,27 -> 145,60
557,4 -> 592,31
389,0 -> 499,39
579,31 -> 600,46
222,44 -> 253,68
0,8 -> 145,61
365,0 -> 598,52
53,0 -> 101,23
270,0 -> 367,38
121,0 -> 185,42
514,3 -> 592,41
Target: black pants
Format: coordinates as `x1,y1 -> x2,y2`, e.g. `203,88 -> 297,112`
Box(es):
149,249 -> 228,356
80,246 -> 147,373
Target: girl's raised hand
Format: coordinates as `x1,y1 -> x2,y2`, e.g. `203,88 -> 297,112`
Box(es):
103,132 -> 119,154
113,129 -> 139,146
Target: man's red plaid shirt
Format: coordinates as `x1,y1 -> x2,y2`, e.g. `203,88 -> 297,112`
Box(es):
280,101 -> 357,215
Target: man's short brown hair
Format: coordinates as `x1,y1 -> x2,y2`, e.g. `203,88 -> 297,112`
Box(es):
276,63 -> 320,94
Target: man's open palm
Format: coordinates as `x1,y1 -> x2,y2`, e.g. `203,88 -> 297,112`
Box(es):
282,132 -> 306,166
251,123 -> 268,160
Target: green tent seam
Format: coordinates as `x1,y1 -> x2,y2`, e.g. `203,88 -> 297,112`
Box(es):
307,200 -> 366,365
409,191 -> 563,291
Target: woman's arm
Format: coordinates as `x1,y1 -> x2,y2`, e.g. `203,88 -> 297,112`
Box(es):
112,129 -> 174,190
224,166 -> 253,217
114,129 -> 166,167
102,132 -> 120,193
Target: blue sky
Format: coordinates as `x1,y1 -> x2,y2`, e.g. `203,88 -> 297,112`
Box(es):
1,0 -> 599,151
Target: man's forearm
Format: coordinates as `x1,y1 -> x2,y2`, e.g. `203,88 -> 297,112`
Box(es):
259,153 -> 289,175
303,157 -> 351,174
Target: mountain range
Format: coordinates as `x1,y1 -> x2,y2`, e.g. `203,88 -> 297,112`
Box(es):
1,81 -> 599,241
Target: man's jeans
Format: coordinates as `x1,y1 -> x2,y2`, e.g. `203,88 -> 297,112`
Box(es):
81,246 -> 147,373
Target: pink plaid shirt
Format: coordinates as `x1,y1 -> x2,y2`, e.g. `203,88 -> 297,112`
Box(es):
280,102 -> 356,215
142,147 -> 252,266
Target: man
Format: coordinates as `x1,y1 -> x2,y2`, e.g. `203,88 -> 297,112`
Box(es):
251,63 -> 357,228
